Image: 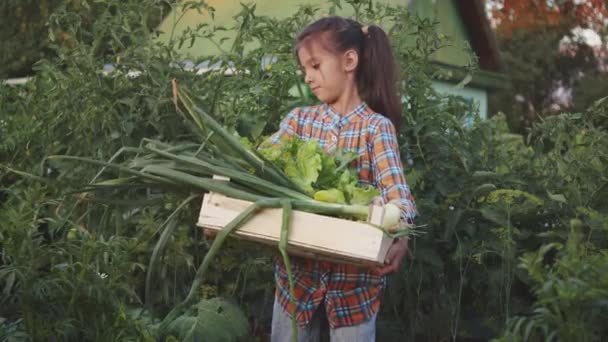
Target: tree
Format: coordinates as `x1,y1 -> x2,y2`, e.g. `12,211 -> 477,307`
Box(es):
0,0 -> 173,78
491,0 -> 608,36
487,0 -> 608,133
0,0 -> 61,78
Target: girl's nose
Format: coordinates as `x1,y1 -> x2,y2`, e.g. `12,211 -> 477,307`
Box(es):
304,73 -> 313,84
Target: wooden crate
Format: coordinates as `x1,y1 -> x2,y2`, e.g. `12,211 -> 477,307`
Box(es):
197,192 -> 394,267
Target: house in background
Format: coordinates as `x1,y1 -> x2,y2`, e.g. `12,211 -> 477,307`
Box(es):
156,0 -> 506,120
411,0 -> 506,120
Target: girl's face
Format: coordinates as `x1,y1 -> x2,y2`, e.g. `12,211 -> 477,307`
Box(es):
297,40 -> 357,105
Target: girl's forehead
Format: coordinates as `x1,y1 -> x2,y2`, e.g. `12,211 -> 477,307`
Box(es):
297,39 -> 334,63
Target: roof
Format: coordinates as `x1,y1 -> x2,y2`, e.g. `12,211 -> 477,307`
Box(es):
407,0 -> 507,89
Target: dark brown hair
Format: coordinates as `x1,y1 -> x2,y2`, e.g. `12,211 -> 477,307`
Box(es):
295,16 -> 402,130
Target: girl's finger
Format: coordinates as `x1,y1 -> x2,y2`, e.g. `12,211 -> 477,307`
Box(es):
377,264 -> 396,276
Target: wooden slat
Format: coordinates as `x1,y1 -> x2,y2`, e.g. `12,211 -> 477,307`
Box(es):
198,192 -> 393,266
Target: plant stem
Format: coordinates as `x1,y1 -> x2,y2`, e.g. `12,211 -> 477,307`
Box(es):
278,199 -> 298,342
158,198 -> 282,335
145,194 -> 198,310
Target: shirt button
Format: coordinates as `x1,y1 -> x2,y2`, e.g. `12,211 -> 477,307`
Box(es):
331,135 -> 337,142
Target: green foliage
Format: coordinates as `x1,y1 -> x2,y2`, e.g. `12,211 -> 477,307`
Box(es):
1,0 -> 607,341
1,0 -> 61,78
0,185 -> 156,340
0,0 -> 173,78
165,297 -> 249,341
382,96 -> 608,339
499,236 -> 608,341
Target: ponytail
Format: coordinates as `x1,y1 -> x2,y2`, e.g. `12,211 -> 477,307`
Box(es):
295,17 -> 402,130
359,25 -> 402,130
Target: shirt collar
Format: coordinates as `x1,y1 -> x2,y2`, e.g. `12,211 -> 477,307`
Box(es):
322,102 -> 370,127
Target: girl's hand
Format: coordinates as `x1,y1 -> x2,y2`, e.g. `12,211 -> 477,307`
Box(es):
369,196 -> 411,275
371,237 -> 409,276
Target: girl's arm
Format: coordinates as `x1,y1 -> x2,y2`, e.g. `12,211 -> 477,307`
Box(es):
267,109 -> 300,145
369,116 -> 417,275
369,116 -> 418,226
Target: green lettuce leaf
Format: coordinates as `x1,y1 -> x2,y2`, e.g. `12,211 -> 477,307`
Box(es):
315,154 -> 338,188
334,149 -> 358,172
257,143 -> 282,163
257,136 -> 381,204
284,140 -> 322,194
313,188 -> 346,204
350,185 -> 381,205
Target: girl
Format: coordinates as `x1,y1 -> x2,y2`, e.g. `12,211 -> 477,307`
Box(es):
268,16 -> 417,341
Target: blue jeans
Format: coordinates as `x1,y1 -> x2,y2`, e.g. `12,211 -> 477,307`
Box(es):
270,297 -> 377,342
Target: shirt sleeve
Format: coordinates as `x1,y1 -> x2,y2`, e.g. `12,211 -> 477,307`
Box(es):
369,117 -> 418,225
267,109 -> 299,145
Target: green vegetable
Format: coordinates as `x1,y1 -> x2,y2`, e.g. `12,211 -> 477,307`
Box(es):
283,140 -> 322,195
315,151 -> 338,188
350,185 -> 381,205
313,189 -> 346,204
258,137 -> 376,205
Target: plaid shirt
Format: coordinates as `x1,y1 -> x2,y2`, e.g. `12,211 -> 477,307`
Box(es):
268,102 -> 417,328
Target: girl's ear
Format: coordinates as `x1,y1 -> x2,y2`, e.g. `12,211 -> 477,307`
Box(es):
342,49 -> 359,73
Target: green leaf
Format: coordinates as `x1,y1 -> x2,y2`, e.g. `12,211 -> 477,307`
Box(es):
313,188 -> 346,204
472,171 -> 499,178
333,149 -> 358,172
337,169 -> 358,202
165,298 -> 249,342
315,154 -> 338,188
257,142 -> 282,162
473,183 -> 497,196
350,185 -> 380,205
547,191 -> 567,203
405,168 -> 423,189
479,207 -> 509,227
443,207 -> 464,240
284,140 -> 322,194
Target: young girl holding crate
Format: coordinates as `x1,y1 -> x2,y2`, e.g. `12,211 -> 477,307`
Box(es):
268,16 -> 418,341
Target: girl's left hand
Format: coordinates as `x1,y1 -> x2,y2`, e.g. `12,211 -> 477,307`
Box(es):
371,237 -> 409,276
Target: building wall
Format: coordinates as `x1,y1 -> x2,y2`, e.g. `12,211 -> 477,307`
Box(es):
156,0 -> 412,57
409,1 -> 489,122
410,0 -> 472,68
432,80 -> 488,121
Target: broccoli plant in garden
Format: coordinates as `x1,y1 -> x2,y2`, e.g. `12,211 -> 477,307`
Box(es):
1,0 -> 607,341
